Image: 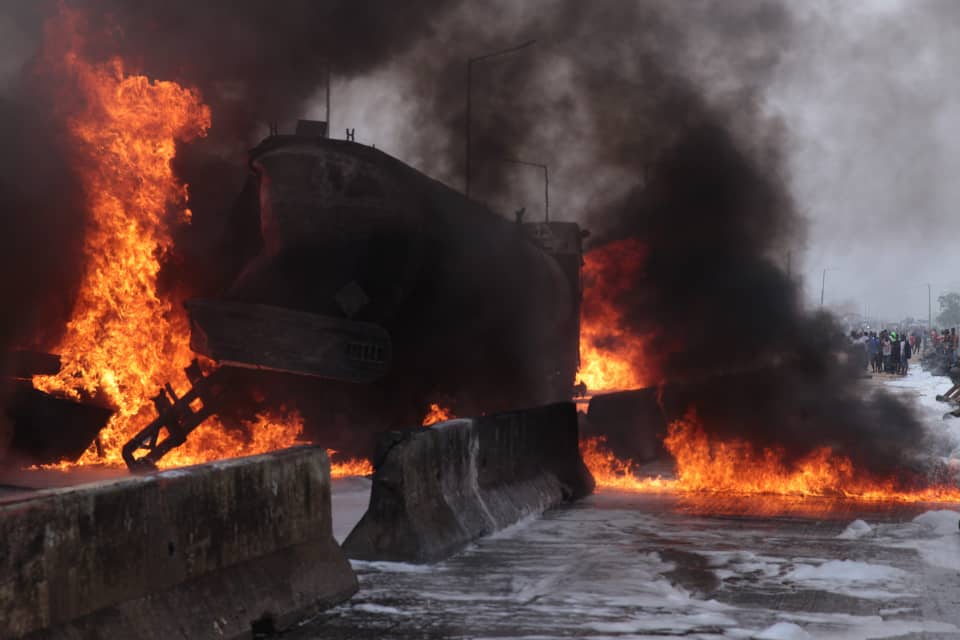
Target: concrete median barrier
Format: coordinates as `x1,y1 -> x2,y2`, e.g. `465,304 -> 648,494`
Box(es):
0,446 -> 357,640
343,402 -> 594,563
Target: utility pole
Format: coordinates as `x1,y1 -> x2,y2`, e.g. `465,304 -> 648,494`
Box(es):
820,267 -> 837,308
820,269 -> 827,307
465,40 -> 536,198
325,63 -> 331,137
928,283 -> 932,329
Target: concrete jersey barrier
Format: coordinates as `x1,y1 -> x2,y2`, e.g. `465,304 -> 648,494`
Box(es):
0,446 -> 357,640
343,402 -> 595,563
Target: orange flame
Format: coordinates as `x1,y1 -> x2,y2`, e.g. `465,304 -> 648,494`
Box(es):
581,413 -> 960,503
422,403 -> 454,426
578,238 -> 652,393
328,451 -> 374,478
158,410 -> 304,470
32,13 -> 299,468
579,436 -> 673,492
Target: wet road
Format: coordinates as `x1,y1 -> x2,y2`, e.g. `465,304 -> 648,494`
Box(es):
293,489 -> 960,639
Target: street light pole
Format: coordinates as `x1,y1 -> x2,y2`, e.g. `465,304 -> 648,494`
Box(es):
465,39 -> 536,198
504,158 -> 549,222
325,62 -> 331,137
820,267 -> 837,307
928,283 -> 932,329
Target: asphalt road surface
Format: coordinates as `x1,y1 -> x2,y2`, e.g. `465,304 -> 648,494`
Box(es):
299,367 -> 960,639
297,486 -> 960,639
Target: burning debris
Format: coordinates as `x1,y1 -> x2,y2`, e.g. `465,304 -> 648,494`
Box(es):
2,349 -> 112,465
422,403 -> 454,427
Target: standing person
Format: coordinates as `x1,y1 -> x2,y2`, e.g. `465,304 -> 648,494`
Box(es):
891,332 -> 901,374
882,332 -> 892,373
902,333 -> 912,375
875,332 -> 884,373
857,331 -> 870,371
867,332 -> 880,373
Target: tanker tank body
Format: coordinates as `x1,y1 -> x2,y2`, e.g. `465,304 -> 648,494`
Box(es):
195,122 -> 583,455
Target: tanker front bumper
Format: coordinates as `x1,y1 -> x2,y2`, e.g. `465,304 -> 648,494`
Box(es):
185,298 -> 391,383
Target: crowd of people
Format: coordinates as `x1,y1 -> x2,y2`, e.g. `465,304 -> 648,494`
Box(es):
850,329 -> 920,375
849,327 -> 960,376
928,328 -> 960,368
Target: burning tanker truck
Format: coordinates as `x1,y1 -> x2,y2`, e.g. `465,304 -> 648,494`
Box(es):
121,120 -> 586,470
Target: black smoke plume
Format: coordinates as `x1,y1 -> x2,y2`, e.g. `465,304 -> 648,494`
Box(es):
592,120 -> 933,476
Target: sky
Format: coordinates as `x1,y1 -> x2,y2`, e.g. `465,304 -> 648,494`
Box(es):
772,1 -> 960,322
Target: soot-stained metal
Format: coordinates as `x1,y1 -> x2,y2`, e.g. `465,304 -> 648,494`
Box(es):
121,121 -> 585,470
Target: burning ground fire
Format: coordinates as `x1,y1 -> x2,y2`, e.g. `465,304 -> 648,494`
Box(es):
575,241 -> 960,503
577,238 -> 653,393
327,451 -> 374,478
581,413 -> 960,503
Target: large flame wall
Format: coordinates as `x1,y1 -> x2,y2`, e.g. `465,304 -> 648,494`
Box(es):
32,12 -> 305,469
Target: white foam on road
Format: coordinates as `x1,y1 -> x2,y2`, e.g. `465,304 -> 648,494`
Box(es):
784,560 -> 910,600
312,491 -> 960,639
837,519 -> 873,539
349,560 -> 434,574
852,508 -> 960,572
769,612 -> 958,640
912,508 -> 960,534
754,622 -> 812,640
312,368 -> 960,639
879,366 -> 960,460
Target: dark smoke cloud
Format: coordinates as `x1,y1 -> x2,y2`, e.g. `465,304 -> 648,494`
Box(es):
0,4 -> 86,355
67,0 -> 453,140
595,119 -> 934,475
